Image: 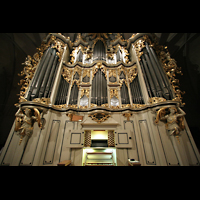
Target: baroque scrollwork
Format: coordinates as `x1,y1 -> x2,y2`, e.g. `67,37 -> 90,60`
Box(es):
89,112 -> 111,124
133,39 -> 145,60
62,67 -> 73,83
82,69 -> 90,83
127,65 -> 137,83
80,89 -> 89,98
17,54 -> 40,103
15,107 -> 43,145
149,97 -> 166,104
110,89 -> 118,99
32,98 -> 51,105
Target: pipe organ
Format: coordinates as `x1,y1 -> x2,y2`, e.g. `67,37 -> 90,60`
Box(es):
1,33 -> 200,166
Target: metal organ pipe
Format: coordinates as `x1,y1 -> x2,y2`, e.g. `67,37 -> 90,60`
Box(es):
31,48 -> 52,99
130,79 -> 136,103
38,48 -> 56,98
47,62 -> 59,98
44,55 -> 59,98
145,43 -> 170,100
149,46 -> 173,99
26,47 -> 51,100
58,77 -> 65,105
143,50 -> 162,97
139,61 -> 152,98
141,55 -> 157,97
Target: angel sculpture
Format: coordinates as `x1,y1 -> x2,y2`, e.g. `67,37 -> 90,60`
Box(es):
155,106 -> 186,143
15,107 -> 43,145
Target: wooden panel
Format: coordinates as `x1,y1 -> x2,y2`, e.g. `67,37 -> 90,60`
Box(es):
124,121 -> 139,161
59,121 -> 74,162
182,129 -> 199,166
43,120 -> 60,164
139,120 -> 156,165
66,130 -> 84,148
115,130 -> 132,148
116,149 -> 128,166
20,124 -> 41,166
119,133 -> 128,144
1,131 -> 19,166
71,148 -> 83,166
71,133 -> 81,144
157,125 -> 179,166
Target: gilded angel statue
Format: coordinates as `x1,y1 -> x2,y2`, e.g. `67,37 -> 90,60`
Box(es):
155,106 -> 186,140
15,107 -> 43,145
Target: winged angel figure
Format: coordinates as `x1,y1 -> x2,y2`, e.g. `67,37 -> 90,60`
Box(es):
15,107 -> 43,145
155,106 -> 186,142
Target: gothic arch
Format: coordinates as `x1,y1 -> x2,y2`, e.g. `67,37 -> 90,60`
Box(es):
93,39 -> 107,61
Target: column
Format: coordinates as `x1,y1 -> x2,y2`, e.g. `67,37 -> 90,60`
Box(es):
132,44 -> 149,104
50,45 -> 67,105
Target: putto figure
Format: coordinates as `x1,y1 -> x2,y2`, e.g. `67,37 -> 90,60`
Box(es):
155,106 -> 186,141
15,107 -> 43,145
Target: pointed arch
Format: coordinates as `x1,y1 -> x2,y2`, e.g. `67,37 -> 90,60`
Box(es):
93,40 -> 106,61
76,48 -> 83,62
121,82 -> 130,104
69,82 -> 79,105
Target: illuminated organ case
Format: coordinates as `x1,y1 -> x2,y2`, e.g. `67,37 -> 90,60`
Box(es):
1,33 -> 200,166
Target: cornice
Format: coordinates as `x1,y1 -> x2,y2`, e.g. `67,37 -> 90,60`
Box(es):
127,33 -> 154,49
44,33 -> 73,50
63,60 -> 136,69
19,100 -> 179,113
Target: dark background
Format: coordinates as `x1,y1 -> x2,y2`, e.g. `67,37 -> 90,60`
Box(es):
0,33 -> 199,152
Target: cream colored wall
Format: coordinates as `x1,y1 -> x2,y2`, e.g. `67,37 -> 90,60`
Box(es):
1,107 -> 200,166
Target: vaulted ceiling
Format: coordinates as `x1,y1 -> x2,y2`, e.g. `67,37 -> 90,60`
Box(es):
0,33 -> 200,150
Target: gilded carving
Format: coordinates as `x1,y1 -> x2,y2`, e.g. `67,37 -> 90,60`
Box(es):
82,69 -> 90,84
15,107 -> 43,145
149,97 -> 166,104
62,67 -> 73,83
101,103 -> 109,108
91,62 -> 108,80
133,39 -> 146,60
108,69 -> 117,84
118,65 -> 128,87
88,33 -> 109,40
122,46 -> 130,64
82,69 -> 90,79
110,89 -> 118,99
123,112 -> 132,121
121,104 -> 131,108
91,103 -> 97,108
80,89 -> 89,98
32,98 -> 51,105
127,65 -> 138,83
52,104 -> 66,109
79,105 -> 88,109
17,54 -> 39,103
67,104 -> 78,108
91,64 -> 99,80
89,112 -> 111,124
132,104 -> 146,109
